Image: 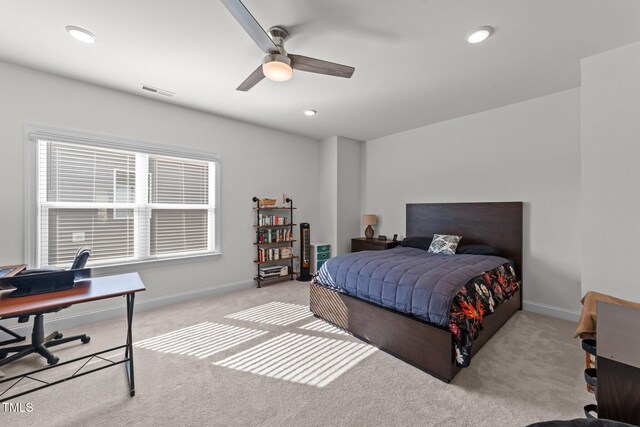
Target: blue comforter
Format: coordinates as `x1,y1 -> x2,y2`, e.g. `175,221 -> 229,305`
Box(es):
315,246 -> 512,326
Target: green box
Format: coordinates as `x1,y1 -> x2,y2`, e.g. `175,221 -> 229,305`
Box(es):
316,245 -> 331,253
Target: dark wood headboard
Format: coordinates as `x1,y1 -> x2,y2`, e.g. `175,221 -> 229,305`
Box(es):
406,202 -> 523,280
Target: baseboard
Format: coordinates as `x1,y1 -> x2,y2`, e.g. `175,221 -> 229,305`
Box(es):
3,279 -> 255,337
523,299 -> 581,323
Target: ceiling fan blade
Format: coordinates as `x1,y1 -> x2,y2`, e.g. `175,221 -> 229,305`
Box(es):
236,64 -> 265,91
289,54 -> 355,78
220,0 -> 278,53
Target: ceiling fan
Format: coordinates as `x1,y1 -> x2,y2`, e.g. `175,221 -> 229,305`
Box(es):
220,0 -> 356,91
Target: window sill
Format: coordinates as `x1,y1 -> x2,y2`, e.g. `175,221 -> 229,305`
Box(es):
86,252 -> 222,277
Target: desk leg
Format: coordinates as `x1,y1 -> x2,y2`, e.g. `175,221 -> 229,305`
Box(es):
125,293 -> 135,397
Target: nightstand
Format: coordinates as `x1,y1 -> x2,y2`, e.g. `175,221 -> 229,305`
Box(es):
351,237 -> 399,252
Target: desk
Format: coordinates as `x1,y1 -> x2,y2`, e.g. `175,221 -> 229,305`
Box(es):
0,265 -> 27,347
596,302 -> 640,424
0,273 -> 145,402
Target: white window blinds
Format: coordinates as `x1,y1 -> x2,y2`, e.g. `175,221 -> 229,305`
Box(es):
148,155 -> 212,256
35,139 -> 217,268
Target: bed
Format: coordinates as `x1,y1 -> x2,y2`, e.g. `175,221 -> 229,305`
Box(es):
309,202 -> 523,382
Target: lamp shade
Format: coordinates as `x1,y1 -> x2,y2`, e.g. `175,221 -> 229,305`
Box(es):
362,214 -> 377,225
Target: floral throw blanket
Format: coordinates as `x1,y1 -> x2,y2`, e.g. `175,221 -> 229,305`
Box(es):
449,263 -> 520,367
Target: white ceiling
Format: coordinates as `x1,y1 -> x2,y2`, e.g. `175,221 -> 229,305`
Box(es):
1,1 -> 640,140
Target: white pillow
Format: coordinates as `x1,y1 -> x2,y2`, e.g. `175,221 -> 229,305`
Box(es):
427,234 -> 461,255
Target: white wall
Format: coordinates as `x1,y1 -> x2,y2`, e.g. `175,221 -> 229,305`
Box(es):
0,60 -> 321,322
363,88 -> 582,316
581,40 -> 640,302
336,137 -> 363,255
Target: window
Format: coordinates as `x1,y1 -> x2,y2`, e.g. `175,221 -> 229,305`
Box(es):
27,126 -> 219,268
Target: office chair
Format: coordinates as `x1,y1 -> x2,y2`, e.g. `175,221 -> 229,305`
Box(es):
0,248 -> 92,367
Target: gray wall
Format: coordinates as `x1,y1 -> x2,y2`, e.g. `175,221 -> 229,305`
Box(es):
318,136 -> 338,252
0,60 -> 321,322
7,37 -> 640,326
318,136 -> 363,256
363,88 -> 582,318
581,40 -> 640,302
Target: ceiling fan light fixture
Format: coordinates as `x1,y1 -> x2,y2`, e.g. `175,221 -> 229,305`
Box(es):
262,54 -> 293,82
466,26 -> 493,44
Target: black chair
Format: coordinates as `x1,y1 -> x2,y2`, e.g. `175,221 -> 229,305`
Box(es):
0,248 -> 92,367
18,247 -> 92,276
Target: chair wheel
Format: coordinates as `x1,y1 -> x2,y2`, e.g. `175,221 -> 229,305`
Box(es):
47,356 -> 59,365
0,352 -> 7,360
81,336 -> 91,344
54,333 -> 63,340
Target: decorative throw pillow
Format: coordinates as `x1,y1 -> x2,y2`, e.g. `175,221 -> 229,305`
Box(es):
427,234 -> 461,255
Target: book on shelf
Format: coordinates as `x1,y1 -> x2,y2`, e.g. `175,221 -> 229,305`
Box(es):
258,214 -> 290,226
257,228 -> 292,243
259,272 -> 280,279
259,265 -> 289,278
258,247 -> 295,263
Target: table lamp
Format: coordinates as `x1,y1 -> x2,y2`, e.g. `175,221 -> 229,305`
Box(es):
362,214 -> 377,239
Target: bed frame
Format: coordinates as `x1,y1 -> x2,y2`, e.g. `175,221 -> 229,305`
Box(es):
309,202 -> 523,383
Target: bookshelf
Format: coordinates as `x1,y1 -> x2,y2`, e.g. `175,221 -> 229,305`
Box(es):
252,196 -> 297,287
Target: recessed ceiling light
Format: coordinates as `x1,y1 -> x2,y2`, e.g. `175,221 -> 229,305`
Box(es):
304,109 -> 317,116
466,26 -> 493,44
65,26 -> 96,44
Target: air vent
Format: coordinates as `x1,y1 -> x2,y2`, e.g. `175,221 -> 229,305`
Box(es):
141,84 -> 174,97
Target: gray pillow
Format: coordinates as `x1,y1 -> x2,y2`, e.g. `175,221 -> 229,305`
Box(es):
456,244 -> 501,256
399,236 -> 433,251
428,234 -> 461,255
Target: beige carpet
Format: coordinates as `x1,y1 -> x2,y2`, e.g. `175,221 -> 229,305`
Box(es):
1,281 -> 592,426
